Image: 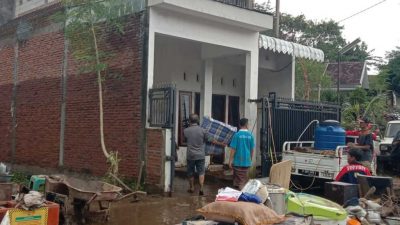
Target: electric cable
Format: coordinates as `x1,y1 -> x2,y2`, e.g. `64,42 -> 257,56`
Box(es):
338,0 -> 387,23
267,61 -> 293,73
290,120 -> 320,191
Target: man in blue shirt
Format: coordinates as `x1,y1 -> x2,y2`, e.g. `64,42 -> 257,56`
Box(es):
228,118 -> 255,189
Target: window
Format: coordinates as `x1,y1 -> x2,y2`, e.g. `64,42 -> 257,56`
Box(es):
178,91 -> 192,146
212,94 -> 226,123
228,96 -> 240,129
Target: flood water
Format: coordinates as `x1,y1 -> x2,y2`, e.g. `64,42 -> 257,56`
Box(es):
89,177 -> 230,225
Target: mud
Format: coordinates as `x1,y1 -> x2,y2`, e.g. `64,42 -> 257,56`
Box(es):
88,177 -> 229,225
87,176 -> 400,225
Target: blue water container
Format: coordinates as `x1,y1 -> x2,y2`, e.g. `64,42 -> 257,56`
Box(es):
314,120 -> 346,150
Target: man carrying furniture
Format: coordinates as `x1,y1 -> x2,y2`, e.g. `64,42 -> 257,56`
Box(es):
184,114 -> 208,196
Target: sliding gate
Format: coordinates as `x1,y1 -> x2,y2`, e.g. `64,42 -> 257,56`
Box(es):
257,93 -> 341,176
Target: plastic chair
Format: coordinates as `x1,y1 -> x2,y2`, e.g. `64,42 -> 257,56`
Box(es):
269,160 -> 293,190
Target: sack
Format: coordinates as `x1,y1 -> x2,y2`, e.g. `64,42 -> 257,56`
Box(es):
198,201 -> 285,225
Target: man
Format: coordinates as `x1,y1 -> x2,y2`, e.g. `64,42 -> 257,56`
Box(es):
336,149 -> 371,184
347,117 -> 374,172
228,118 -> 255,189
184,114 -> 208,196
391,130 -> 400,172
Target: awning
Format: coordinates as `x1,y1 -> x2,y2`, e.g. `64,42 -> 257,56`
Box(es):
259,35 -> 325,62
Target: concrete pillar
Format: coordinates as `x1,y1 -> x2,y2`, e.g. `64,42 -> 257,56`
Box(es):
291,54 -> 296,99
200,59 -> 213,118
244,50 -> 259,165
146,28 -> 155,127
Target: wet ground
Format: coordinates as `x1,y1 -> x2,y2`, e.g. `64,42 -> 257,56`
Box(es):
89,176 -> 230,225
87,176 -> 400,225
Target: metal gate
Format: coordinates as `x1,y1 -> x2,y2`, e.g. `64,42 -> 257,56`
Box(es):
148,87 -> 176,193
257,92 -> 341,176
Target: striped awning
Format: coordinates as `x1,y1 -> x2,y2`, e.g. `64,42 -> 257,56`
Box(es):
259,35 -> 325,62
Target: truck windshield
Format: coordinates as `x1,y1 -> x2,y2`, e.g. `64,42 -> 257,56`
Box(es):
386,123 -> 400,138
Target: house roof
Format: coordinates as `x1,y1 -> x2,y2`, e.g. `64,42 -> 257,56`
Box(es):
324,61 -> 368,89
259,35 -> 325,62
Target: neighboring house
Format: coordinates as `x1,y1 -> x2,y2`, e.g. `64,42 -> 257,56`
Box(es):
0,0 -> 324,192
0,0 -> 14,26
15,0 -> 59,17
324,61 -> 369,91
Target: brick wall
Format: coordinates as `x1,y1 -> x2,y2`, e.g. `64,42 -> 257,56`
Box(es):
145,129 -> 164,186
0,9 -> 147,178
0,46 -> 14,162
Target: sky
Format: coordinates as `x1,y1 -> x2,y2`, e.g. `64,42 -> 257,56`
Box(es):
256,0 -> 400,61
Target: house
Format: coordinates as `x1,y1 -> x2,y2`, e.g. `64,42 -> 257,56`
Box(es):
0,0 -> 324,192
0,0 -> 15,25
324,61 -> 369,91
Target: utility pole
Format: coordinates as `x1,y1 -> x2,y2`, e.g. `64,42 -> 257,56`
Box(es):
274,0 -> 280,38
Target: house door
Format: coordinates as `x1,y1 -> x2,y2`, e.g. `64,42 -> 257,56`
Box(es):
211,94 -> 226,164
228,96 -> 240,129
212,94 -> 226,122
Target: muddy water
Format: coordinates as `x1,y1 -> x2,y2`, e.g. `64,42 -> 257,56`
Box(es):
89,177 -> 230,225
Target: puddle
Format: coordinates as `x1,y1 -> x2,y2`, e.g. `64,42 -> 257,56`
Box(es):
88,177 -> 229,225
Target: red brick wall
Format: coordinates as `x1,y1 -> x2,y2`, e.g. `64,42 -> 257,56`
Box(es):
15,33 -> 64,167
0,11 -> 146,178
0,46 -> 14,162
145,129 -> 164,185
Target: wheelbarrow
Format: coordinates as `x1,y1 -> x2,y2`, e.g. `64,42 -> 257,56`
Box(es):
45,176 -> 144,224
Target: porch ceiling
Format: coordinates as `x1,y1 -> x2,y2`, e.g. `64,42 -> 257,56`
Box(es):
259,35 -> 325,62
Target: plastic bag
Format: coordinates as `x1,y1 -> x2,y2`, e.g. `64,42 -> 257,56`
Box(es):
238,193 -> 262,204
0,211 -> 10,225
242,179 -> 269,203
215,187 -> 242,202
241,179 -> 262,194
0,163 -> 7,175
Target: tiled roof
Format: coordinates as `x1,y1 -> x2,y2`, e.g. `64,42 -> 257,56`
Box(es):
325,61 -> 367,87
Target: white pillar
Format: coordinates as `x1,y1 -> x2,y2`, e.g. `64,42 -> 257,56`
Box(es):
291,54 -> 296,99
146,27 -> 155,128
200,59 -> 213,118
164,129 -> 172,192
245,50 -> 259,165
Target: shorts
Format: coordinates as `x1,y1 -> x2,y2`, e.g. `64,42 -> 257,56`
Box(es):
187,159 -> 205,177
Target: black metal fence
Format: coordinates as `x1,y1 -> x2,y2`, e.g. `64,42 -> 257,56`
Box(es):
148,87 -> 175,128
214,0 -> 250,9
259,93 -> 341,176
148,86 -> 176,194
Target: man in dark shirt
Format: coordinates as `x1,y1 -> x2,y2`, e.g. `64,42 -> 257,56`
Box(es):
336,149 -> 371,184
347,117 -> 374,172
184,114 -> 208,195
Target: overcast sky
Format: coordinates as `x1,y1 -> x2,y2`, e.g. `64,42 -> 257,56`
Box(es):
256,0 -> 400,60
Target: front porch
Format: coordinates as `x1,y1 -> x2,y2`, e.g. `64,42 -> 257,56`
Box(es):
145,0 -> 324,192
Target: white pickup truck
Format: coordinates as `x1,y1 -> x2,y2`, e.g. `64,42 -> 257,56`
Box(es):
282,141 -> 347,181
282,136 -> 377,182
378,120 -> 400,170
